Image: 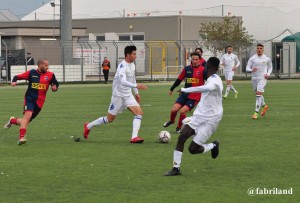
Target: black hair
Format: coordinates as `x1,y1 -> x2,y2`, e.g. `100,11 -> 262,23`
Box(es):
124,45 -> 137,56
190,51 -> 201,58
194,47 -> 203,53
226,45 -> 232,49
207,57 -> 220,71
257,43 -> 264,47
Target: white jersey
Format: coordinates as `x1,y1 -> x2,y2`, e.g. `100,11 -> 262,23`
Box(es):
246,54 -> 273,80
220,53 -> 240,72
112,60 -> 138,97
181,74 -> 223,122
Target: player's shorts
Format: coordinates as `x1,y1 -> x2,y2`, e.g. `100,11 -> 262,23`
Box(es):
224,71 -> 234,81
175,93 -> 197,110
186,116 -> 220,145
24,97 -> 41,121
108,94 -> 139,115
252,78 -> 267,92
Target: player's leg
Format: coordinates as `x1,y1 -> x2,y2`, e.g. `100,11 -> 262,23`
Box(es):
258,79 -> 268,116
83,96 -> 121,139
127,105 -> 144,143
4,116 -> 19,129
223,72 -> 230,99
229,72 -> 238,99
251,79 -> 259,119
17,110 -> 33,145
163,103 -> 182,127
164,124 -> 195,176
188,120 -> 220,159
176,99 -> 196,133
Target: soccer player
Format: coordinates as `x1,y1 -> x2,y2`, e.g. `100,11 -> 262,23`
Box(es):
164,57 -> 223,176
220,45 -> 240,99
246,43 -> 272,119
83,46 -> 147,143
163,52 -> 206,133
4,58 -> 59,145
194,47 -> 206,67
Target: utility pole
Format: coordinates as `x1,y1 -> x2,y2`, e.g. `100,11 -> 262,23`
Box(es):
61,0 -> 73,65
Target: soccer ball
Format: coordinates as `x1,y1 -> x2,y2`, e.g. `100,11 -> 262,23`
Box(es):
158,130 -> 171,143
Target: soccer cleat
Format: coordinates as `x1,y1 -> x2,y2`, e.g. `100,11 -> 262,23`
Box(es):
222,95 -> 227,99
260,105 -> 269,117
130,136 -> 144,143
252,112 -> 258,120
4,117 -> 15,130
164,167 -> 181,176
17,137 -> 27,145
234,91 -> 238,99
211,140 -> 219,159
163,120 -> 174,128
83,122 -> 90,139
176,127 -> 181,134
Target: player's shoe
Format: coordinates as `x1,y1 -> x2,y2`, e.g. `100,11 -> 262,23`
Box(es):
176,127 -> 181,134
83,122 -> 90,139
163,120 -> 174,127
222,95 -> 227,99
130,136 -> 144,143
260,105 -> 269,117
234,91 -> 238,99
252,112 -> 258,120
17,137 -> 27,145
164,167 -> 181,176
4,117 -> 15,130
211,140 -> 219,159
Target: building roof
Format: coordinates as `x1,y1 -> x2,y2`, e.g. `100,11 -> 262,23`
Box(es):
0,9 -> 20,22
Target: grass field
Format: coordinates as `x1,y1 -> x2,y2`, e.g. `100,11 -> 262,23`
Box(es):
0,80 -> 299,203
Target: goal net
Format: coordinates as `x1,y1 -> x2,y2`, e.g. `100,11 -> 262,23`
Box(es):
153,65 -> 184,82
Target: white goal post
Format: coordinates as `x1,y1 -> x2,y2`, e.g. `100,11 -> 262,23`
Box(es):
153,65 -> 184,82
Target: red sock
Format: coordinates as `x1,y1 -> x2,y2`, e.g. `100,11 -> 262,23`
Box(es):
170,111 -> 177,123
11,118 -> 18,125
19,128 -> 26,139
177,114 -> 186,129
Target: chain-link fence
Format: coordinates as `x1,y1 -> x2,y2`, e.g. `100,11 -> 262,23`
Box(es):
1,39 -> 299,83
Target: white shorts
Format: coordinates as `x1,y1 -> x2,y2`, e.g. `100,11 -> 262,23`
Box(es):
224,71 -> 234,81
252,78 -> 267,92
185,116 -> 220,145
108,95 -> 139,115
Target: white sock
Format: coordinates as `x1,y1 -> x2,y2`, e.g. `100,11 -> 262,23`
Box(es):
230,85 -> 237,93
202,143 -> 215,153
131,115 -> 142,139
261,95 -> 265,107
87,116 -> 108,129
225,85 -> 230,96
173,150 -> 183,168
255,95 -> 262,112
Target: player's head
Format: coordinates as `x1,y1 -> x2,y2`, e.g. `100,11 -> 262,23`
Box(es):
124,46 -> 137,62
256,43 -> 264,56
226,45 -> 233,54
195,47 -> 203,56
37,58 -> 49,73
190,52 -> 201,67
206,57 -> 220,75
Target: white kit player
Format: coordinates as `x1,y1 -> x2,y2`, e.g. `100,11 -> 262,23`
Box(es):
164,57 -> 223,176
83,45 -> 147,143
246,43 -> 272,120
220,45 -> 240,99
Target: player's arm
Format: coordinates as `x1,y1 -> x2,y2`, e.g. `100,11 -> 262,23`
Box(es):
246,57 -> 255,72
50,73 -> 59,92
181,81 -> 217,93
265,58 -> 273,79
233,56 -> 240,71
169,68 -> 185,95
118,68 -> 147,90
11,71 -> 30,87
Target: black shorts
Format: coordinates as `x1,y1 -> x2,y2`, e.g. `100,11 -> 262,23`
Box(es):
175,93 -> 197,110
24,98 -> 41,121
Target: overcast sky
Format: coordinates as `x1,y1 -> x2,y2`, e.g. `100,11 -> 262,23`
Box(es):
0,0 -> 51,17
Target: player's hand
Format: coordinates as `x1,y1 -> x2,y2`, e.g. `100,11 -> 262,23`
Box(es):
135,94 -> 141,104
252,67 -> 258,72
264,74 -> 269,79
176,89 -> 182,96
11,82 -> 17,87
232,67 -> 237,71
168,91 -> 173,96
136,83 -> 147,90
52,85 -> 58,92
